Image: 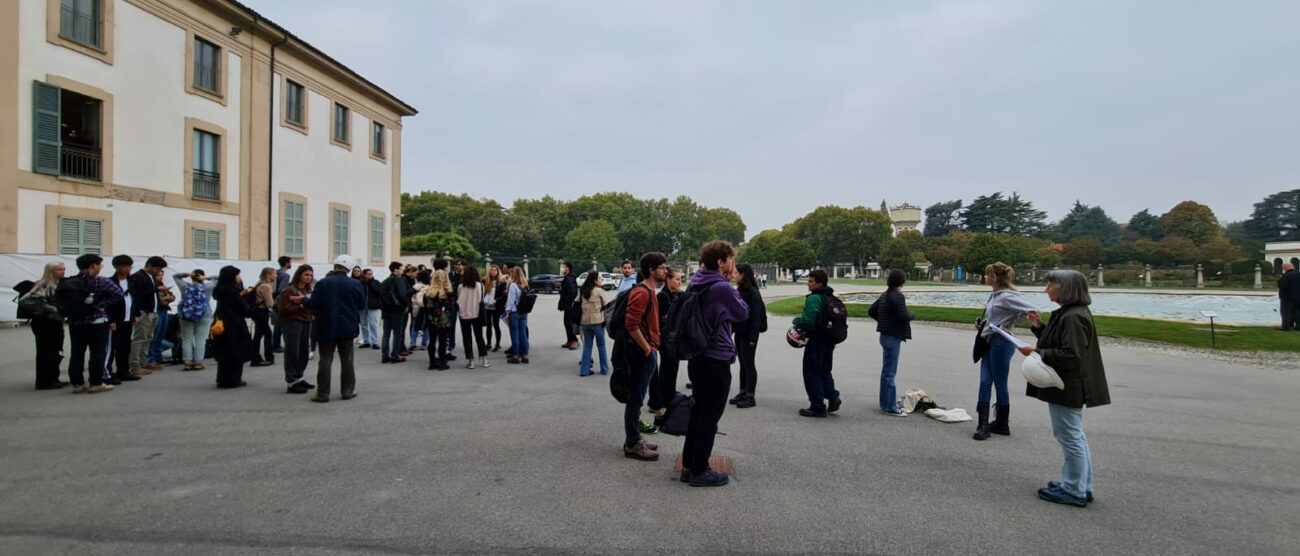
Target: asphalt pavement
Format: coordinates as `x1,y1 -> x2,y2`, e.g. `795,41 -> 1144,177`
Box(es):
0,295 -> 1296,555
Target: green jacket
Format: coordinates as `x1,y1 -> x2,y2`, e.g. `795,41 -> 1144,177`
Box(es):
1028,304 -> 1110,408
793,286 -> 833,331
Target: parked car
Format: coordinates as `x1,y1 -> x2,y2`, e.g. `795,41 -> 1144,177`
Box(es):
576,272 -> 620,291
528,274 -> 563,293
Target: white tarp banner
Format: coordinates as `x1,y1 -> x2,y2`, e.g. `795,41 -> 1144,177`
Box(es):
0,253 -> 381,322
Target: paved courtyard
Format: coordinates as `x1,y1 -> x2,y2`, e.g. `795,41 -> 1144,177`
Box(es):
0,293 -> 1297,554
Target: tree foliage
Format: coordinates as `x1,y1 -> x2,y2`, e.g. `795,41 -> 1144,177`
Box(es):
1126,209 -> 1165,241
400,231 -> 481,261
1243,189 -> 1300,242
739,229 -> 783,264
878,238 -> 916,273
961,234 -> 1012,272
1055,201 -> 1122,245
1161,201 -> 1221,244
923,200 -> 963,238
960,192 -> 1048,236
1062,238 -> 1105,266
773,237 -> 816,271
564,219 -> 623,264
785,206 -> 892,267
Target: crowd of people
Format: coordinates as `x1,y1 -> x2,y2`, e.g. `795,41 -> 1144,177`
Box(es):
14,239 -> 1109,507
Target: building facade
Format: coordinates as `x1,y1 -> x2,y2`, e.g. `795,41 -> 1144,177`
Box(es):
1,0 -> 416,264
888,203 -> 922,235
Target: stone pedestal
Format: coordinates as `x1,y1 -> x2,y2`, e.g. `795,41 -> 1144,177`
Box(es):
1255,265 -> 1263,289
1097,265 -> 1105,287
523,255 -> 530,279
1144,264 -> 1152,287
1196,264 -> 1204,289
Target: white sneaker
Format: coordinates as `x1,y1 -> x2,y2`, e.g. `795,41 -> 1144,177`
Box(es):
480,357 -> 490,368
466,360 -> 475,369
308,351 -> 315,360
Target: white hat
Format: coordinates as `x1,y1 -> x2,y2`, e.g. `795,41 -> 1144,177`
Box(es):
1022,353 -> 1064,389
333,254 -> 355,269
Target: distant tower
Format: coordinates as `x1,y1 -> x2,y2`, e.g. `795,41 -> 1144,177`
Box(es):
888,203 -> 922,235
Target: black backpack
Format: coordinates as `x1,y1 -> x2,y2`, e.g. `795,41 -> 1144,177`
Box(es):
818,292 -> 849,345
661,282 -> 720,361
658,393 -> 694,436
54,275 -> 95,321
604,284 -> 650,340
515,290 -> 538,314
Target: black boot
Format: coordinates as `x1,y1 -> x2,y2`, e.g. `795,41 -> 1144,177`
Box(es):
989,404 -> 1010,436
973,402 -> 991,441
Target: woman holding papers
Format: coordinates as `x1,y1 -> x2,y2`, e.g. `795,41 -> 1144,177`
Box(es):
973,263 -> 1038,441
1018,269 -> 1109,508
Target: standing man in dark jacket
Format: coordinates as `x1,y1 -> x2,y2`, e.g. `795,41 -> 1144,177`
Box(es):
305,255 -> 366,402
558,262 -> 580,349
128,256 -> 167,375
62,254 -> 126,394
105,255 -> 142,382
380,261 -> 411,363
1278,262 -> 1300,331
680,241 -> 749,487
794,269 -> 840,418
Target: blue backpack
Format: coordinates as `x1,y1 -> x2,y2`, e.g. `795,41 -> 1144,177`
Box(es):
179,286 -> 209,321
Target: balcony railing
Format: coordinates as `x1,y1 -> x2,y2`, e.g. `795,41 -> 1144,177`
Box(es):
192,169 -> 220,200
61,145 -> 101,182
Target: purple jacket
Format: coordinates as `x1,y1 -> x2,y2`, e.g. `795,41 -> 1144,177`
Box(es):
689,269 -> 749,363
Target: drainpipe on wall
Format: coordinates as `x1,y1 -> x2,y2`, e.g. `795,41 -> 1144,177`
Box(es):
267,23 -> 288,260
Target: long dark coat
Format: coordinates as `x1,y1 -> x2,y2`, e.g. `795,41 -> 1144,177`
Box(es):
1028,304 -> 1110,408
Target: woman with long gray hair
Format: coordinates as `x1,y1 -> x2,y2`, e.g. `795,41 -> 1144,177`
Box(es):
20,261 -> 68,389
1019,269 -> 1109,507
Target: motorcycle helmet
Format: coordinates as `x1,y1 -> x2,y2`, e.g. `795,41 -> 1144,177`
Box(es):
786,326 -> 809,348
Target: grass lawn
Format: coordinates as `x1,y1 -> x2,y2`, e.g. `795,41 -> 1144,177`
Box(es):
766,296 -> 1299,352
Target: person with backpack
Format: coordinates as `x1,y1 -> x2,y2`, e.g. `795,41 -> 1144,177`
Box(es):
675,241 -> 749,486
278,265 -> 316,394
304,256 -> 366,402
558,262 -> 581,350
503,266 -> 535,364
577,271 -> 609,377
456,266 -> 490,369
272,256 -> 292,353
973,262 -> 1039,441
649,267 -> 683,424
423,269 -> 456,370
59,254 -> 125,394
20,261 -> 68,389
619,252 -> 668,461
174,269 -> 217,371
380,261 -> 411,364
794,269 -> 844,418
729,263 -> 767,409
868,269 -> 915,417
359,268 -> 382,349
128,256 -> 168,376
146,267 -> 178,368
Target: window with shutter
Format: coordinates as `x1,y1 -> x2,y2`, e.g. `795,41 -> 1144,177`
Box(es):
191,228 -> 222,259
284,201 -> 304,258
332,208 -> 350,259
370,215 -> 384,261
32,81 -> 62,176
57,217 -> 103,255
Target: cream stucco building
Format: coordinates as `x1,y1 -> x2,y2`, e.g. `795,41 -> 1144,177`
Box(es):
1,0 -> 417,264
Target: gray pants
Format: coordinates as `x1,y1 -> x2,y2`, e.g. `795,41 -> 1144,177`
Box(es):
282,320 -> 311,384
316,339 -> 356,397
130,312 -> 158,370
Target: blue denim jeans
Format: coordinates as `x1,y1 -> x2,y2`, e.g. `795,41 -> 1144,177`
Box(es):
979,335 -> 1015,405
624,349 -> 657,446
508,313 -> 529,356
148,311 -> 173,363
580,324 -> 609,376
410,312 -> 430,348
801,341 -> 838,412
879,334 -> 902,412
1048,403 -> 1093,499
361,309 -> 380,345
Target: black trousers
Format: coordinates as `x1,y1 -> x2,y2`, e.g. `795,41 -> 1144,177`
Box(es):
649,354 -> 680,412
252,310 -> 273,363
32,317 -> 64,387
735,332 -> 759,397
427,325 -> 450,362
216,360 -> 244,388
1282,299 -> 1300,330
483,309 -> 502,347
68,322 -> 110,386
563,307 -> 580,343
460,316 -> 487,359
109,319 -> 133,378
682,356 -> 732,474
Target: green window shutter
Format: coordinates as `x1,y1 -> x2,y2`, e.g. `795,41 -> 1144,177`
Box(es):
82,219 -> 102,254
207,230 -> 222,259
33,81 -> 61,176
59,217 -> 81,255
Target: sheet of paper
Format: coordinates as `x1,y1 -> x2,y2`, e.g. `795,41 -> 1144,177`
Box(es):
988,323 -> 1032,350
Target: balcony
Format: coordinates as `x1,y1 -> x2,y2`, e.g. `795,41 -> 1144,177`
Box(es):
192,169 -> 220,200
61,145 -> 101,182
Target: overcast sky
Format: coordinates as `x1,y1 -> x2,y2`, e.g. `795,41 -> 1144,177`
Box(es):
253,0 -> 1300,238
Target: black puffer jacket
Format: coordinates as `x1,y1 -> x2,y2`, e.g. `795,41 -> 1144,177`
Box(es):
731,286 -> 767,341
867,289 -> 914,340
